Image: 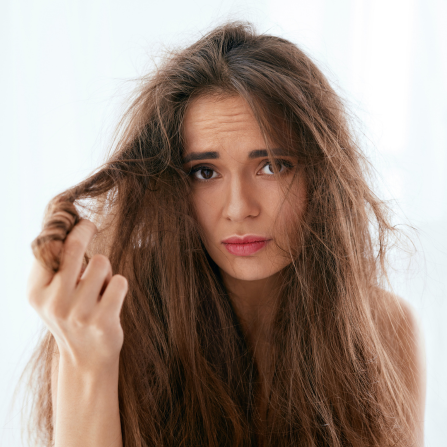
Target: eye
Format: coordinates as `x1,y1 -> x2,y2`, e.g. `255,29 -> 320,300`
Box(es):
189,165 -> 218,181
258,159 -> 294,176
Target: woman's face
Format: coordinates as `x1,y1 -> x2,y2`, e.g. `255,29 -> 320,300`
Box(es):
182,95 -> 307,283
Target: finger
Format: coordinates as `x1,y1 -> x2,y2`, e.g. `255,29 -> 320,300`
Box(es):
57,219 -> 97,290
27,256 -> 58,308
73,255 -> 112,318
76,264 -> 86,286
28,237 -> 64,288
96,275 -> 128,321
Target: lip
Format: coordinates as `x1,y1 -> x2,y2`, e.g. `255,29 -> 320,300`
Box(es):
221,235 -> 271,256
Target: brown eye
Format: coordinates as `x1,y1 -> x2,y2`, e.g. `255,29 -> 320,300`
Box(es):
267,163 -> 278,174
189,166 -> 217,181
200,168 -> 214,179
259,159 -> 293,176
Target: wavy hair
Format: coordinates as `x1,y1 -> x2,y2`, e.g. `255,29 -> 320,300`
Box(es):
17,21 -> 418,446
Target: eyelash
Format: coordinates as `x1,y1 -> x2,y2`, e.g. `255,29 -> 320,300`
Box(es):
188,159 -> 294,182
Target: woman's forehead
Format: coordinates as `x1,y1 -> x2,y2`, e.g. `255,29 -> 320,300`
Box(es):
182,95 -> 269,156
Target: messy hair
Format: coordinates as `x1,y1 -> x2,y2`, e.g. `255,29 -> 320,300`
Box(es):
18,21 -> 418,446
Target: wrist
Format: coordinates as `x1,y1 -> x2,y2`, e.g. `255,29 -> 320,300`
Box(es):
58,352 -> 120,381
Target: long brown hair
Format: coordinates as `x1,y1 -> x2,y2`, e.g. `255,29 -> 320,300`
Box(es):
17,21 -> 418,446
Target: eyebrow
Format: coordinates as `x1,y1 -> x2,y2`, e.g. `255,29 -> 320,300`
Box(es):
182,148 -> 290,164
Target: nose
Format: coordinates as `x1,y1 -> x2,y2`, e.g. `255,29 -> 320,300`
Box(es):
221,175 -> 260,222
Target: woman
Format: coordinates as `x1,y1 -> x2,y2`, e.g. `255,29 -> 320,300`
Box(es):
21,21 -> 425,446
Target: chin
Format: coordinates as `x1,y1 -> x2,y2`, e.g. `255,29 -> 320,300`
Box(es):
223,270 -> 271,282
218,259 -> 284,282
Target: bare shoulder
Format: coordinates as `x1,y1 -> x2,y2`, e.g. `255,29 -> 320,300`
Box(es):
373,290 -> 425,360
385,293 -> 425,376
394,295 -> 426,403
374,289 -> 427,443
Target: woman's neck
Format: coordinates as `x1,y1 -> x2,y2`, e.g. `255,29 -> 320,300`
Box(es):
220,270 -> 280,349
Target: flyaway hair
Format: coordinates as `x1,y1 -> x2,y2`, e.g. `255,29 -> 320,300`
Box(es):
16,21 -> 419,446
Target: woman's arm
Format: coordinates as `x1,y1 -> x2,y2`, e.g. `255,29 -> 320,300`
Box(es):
28,219 -> 128,447
51,354 -> 122,447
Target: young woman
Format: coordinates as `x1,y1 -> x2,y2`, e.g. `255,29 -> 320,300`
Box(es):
21,21 -> 426,447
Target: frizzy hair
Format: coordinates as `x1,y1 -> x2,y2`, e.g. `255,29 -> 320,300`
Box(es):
17,21 -> 418,446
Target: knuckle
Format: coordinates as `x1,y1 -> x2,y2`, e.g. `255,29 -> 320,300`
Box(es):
91,317 -> 108,333
64,237 -> 84,257
92,314 -> 118,334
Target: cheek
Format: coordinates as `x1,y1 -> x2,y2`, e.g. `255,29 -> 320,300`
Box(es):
274,185 -> 307,253
191,191 -> 219,242
265,181 -> 303,225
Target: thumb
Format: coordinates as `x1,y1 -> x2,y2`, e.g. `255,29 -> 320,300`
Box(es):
27,240 -> 62,293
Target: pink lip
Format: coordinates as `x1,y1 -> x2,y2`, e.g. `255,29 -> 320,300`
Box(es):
221,235 -> 271,256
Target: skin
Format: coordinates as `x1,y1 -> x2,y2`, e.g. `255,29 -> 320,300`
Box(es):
182,94 -> 306,350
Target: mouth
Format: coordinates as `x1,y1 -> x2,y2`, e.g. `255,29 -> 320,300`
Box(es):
221,235 -> 271,256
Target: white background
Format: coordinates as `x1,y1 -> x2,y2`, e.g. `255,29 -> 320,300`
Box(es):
1,0 -> 446,445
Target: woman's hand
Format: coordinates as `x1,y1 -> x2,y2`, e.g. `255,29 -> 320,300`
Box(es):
27,219 -> 128,371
